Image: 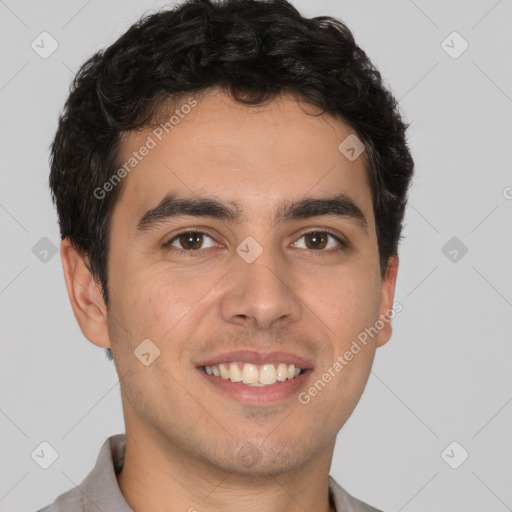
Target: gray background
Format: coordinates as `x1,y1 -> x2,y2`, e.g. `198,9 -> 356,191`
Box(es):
1,0 -> 511,510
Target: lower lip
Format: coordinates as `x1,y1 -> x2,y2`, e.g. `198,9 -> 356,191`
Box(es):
198,368 -> 312,405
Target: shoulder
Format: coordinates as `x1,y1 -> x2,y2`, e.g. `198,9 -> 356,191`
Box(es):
36,488 -> 84,512
329,475 -> 384,512
35,434 -> 128,512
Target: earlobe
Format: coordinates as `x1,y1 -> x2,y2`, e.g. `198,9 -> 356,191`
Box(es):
376,254 -> 399,348
60,238 -> 111,350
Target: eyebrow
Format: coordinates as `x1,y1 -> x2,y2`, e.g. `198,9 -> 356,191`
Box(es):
135,192 -> 368,236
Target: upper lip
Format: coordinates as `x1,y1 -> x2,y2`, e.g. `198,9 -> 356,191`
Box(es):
195,350 -> 314,370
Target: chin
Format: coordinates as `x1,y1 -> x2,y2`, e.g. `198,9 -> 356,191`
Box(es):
209,439 -> 315,477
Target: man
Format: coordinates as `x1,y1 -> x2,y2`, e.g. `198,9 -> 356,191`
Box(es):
40,0 -> 413,510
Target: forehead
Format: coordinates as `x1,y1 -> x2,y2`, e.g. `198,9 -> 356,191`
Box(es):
113,89 -> 374,229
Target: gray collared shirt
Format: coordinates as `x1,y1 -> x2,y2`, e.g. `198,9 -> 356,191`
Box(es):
37,434 -> 383,512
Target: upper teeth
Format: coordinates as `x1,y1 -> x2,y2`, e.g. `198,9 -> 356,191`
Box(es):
204,362 -> 303,386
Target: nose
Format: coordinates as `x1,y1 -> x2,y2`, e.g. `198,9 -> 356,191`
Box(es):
219,240 -> 302,331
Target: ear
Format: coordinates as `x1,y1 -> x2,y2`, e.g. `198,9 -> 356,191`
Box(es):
376,254 -> 399,348
60,238 -> 111,349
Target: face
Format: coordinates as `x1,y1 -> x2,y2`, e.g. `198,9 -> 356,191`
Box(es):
98,89 -> 398,475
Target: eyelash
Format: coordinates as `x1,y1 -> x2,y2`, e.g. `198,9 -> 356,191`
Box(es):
162,229 -> 348,257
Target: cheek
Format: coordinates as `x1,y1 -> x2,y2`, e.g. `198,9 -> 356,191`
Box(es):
309,267 -> 381,339
125,266 -> 217,342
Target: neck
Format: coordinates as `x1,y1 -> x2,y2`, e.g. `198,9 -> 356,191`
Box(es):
117,424 -> 336,512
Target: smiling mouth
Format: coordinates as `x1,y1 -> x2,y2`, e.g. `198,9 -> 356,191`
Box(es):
202,362 -> 305,387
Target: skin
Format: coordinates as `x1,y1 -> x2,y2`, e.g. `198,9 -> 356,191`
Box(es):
61,88 -> 398,512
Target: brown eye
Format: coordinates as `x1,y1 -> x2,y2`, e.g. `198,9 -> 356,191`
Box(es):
292,230 -> 346,252
178,232 -> 203,250
165,231 -> 216,251
304,231 -> 329,250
